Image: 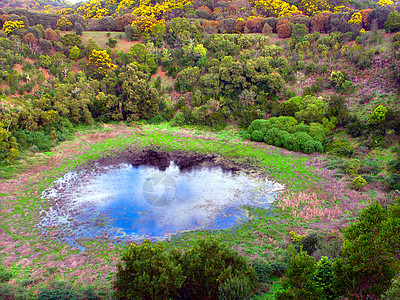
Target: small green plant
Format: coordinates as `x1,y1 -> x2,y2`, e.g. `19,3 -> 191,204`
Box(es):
38,282 -> 80,300
289,231 -> 304,243
346,159 -> 360,176
353,175 -> 367,190
383,276 -> 400,300
0,265 -> 12,283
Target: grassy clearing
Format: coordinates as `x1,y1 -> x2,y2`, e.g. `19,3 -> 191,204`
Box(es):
81,31 -> 135,52
0,123 -> 370,296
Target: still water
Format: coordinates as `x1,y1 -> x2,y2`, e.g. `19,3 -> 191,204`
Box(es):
39,162 -> 284,246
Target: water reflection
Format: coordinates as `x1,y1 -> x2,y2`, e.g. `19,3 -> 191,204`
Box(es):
39,162 -> 284,246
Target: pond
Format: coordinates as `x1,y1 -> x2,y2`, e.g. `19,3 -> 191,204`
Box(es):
39,156 -> 284,248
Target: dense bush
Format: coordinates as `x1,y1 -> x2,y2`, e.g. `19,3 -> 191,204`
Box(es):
38,282 -> 80,300
248,117 -> 325,153
181,238 -> 258,299
218,276 -> 253,300
114,238 -> 258,299
252,260 -> 287,283
0,265 -> 11,283
353,175 -> 367,190
114,240 -> 185,299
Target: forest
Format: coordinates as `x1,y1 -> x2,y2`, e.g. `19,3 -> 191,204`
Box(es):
0,0 -> 400,298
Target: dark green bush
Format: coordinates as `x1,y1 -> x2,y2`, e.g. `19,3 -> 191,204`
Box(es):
170,112 -> 186,127
114,240 -> 185,299
115,238 -> 258,300
0,265 -> 11,283
295,233 -> 319,255
252,260 -> 287,283
181,238 -> 258,300
328,139 -> 354,158
275,289 -> 295,299
282,133 -> 300,152
385,11 -> 400,33
303,139 -> 324,154
385,173 -> 400,190
38,282 -> 80,300
251,130 -> 265,142
26,131 -> 52,151
218,276 -> 253,300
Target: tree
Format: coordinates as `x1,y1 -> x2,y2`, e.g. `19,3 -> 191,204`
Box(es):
175,66 -> 200,92
254,0 -> 302,18
181,238 -> 258,299
292,23 -> 308,43
98,16 -> 116,31
87,49 -> 116,77
282,246 -> 318,300
56,17 -> 72,31
385,11 -> 400,33
246,17 -> 264,33
311,11 -> 331,33
114,240 -> 185,299
39,38 -> 52,54
69,45 -> 81,60
118,63 -> 159,122
0,121 -> 19,163
24,32 -> 38,46
2,20 -> 24,35
339,201 -> 400,298
74,22 -> 84,36
348,12 -> 362,25
277,18 -> 293,38
60,33 -> 82,47
44,28 -> 58,41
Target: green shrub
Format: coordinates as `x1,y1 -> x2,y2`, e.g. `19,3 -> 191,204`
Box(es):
251,130 -> 265,142
282,246 -> 318,299
182,238 -> 258,299
26,131 -> 52,151
282,133 -> 300,152
248,117 -> 298,135
314,256 -> 336,300
114,240 -> 185,299
383,276 -> 400,300
275,289 -> 295,299
293,131 -> 312,145
296,233 -> 319,255
328,139 -> 354,158
264,128 -> 280,145
352,175 -> 367,190
340,80 -> 354,94
218,276 -> 253,300
38,282 -> 80,300
303,140 -> 324,154
329,71 -> 348,91
170,112 -> 186,127
274,130 -> 289,147
385,173 -> 400,190
293,123 -> 311,134
0,265 -> 11,283
253,260 -> 287,284
345,159 -> 360,176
